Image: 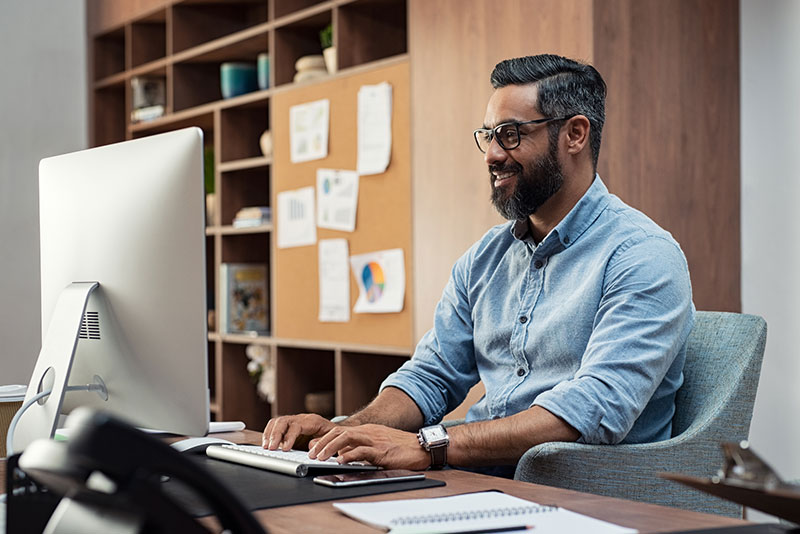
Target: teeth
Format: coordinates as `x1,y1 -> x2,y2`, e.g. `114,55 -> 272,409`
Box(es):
494,172 -> 515,179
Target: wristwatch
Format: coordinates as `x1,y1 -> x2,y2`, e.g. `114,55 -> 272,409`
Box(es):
417,424 -> 449,469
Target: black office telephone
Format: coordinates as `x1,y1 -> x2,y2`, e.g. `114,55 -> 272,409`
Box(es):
11,408 -> 266,533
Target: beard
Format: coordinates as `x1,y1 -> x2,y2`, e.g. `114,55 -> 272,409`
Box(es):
490,139 -> 564,221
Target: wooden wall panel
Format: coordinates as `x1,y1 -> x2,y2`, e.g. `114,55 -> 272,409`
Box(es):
87,0 -> 171,34
272,60 -> 413,348
408,0 -> 595,342
594,0 -> 740,312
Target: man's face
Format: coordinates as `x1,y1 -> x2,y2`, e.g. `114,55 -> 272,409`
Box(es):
482,85 -> 565,220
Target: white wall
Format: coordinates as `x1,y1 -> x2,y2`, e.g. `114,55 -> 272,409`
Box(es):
741,0 -> 800,483
0,1 -> 87,383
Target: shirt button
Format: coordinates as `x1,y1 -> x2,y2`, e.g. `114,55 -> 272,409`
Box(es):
564,235 -> 570,244
517,368 -> 525,377
519,316 -> 528,324
534,260 -> 543,269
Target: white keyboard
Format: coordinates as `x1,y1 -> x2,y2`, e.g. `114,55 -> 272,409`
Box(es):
206,444 -> 377,477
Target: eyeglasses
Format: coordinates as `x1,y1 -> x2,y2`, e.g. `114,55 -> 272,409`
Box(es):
473,116 -> 571,153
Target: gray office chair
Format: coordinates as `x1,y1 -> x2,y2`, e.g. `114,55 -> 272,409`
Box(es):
514,311 -> 767,517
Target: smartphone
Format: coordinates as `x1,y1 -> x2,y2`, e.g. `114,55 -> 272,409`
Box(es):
313,469 -> 425,487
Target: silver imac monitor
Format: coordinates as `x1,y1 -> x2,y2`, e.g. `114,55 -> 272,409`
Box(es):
12,127 -> 209,452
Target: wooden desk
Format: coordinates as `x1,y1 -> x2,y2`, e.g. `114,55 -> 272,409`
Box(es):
4,430 -> 750,534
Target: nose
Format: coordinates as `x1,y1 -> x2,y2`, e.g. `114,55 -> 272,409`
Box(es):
484,136 -> 508,167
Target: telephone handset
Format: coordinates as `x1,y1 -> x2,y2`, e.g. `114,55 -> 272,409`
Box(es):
17,408 -> 267,534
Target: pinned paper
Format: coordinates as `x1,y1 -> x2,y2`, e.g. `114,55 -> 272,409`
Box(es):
290,99 -> 330,163
318,239 -> 350,323
277,187 -> 316,248
317,169 -> 359,232
357,82 -> 392,175
350,248 -> 405,314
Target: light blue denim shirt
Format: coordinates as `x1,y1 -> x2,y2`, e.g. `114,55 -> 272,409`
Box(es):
382,176 -> 694,444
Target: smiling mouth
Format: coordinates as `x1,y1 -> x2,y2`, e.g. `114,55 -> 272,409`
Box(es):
492,171 -> 516,188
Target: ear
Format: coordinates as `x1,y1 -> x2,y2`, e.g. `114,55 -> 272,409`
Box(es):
563,115 -> 591,156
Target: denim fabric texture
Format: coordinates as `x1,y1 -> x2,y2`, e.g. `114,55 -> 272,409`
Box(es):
515,312 -> 767,517
381,176 -> 695,445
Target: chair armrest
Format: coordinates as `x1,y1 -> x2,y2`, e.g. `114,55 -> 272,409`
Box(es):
515,439 -> 739,517
442,419 -> 465,428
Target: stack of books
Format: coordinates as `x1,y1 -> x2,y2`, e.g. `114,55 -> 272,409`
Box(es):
233,206 -> 271,228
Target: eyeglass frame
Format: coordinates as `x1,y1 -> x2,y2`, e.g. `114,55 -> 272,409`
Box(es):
473,116 -> 574,153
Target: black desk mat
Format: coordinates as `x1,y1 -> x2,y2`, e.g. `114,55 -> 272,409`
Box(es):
162,455 -> 446,517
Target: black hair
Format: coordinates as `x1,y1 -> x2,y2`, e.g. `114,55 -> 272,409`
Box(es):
490,54 -> 606,169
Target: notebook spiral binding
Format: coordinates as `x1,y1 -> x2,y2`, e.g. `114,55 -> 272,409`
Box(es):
390,504 -> 558,526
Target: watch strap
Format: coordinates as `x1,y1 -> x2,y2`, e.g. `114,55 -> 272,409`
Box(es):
429,442 -> 447,470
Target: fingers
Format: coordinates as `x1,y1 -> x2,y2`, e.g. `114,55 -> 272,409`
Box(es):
262,414 -> 334,451
310,427 -> 374,462
280,420 -> 305,452
336,445 -> 377,465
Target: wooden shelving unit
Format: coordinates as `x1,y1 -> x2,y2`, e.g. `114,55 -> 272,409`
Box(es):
89,0 -> 410,429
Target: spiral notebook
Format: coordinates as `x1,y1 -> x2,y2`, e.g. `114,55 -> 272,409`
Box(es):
333,491 -> 638,534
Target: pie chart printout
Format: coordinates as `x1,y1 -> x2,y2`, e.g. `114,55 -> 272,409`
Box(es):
362,261 -> 385,303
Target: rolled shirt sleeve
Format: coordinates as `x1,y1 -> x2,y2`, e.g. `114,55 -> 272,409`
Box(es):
380,251 -> 481,426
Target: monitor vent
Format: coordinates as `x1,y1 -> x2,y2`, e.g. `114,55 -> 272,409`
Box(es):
79,311 -> 101,340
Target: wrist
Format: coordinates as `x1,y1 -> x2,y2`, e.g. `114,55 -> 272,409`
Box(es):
417,424 -> 449,470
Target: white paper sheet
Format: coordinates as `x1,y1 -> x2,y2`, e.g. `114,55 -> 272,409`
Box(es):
334,492 -> 638,534
318,239 -> 350,323
357,82 -> 392,175
277,186 -> 316,249
290,99 -> 330,163
316,169 -> 359,232
350,248 -> 405,313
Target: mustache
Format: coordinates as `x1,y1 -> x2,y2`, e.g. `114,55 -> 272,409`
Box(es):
488,162 -> 522,175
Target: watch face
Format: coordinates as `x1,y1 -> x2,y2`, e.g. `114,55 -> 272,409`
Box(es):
423,425 -> 447,442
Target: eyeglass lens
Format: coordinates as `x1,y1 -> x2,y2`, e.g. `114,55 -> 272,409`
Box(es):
475,123 -> 520,153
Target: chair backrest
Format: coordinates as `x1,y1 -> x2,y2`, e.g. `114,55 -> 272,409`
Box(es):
672,311 -> 767,443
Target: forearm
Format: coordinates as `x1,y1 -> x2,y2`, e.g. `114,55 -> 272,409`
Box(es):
448,406 -> 580,466
341,386 -> 424,431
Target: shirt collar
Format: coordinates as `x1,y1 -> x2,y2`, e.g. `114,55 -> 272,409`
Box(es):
510,174 -> 610,249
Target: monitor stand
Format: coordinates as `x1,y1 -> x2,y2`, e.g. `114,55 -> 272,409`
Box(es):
12,282 -> 107,452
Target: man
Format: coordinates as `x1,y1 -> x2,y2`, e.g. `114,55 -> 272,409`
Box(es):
263,54 -> 694,474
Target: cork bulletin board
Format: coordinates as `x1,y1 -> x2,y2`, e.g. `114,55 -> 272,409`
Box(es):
272,59 -> 412,348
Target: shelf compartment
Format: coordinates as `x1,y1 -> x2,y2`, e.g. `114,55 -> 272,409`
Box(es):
221,167 -> 270,226
220,101 -> 270,162
92,86 -> 126,146
172,28 -> 268,112
273,9 -> 332,86
172,1 -> 269,54
275,347 -> 335,416
173,63 -> 224,112
337,351 -> 407,414
173,25 -> 269,65
337,0 -> 407,70
220,342 -> 271,428
221,231 -> 270,264
130,10 -> 167,68
273,0 -> 329,20
93,27 -> 126,80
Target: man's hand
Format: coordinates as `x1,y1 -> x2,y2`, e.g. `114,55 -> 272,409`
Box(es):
262,413 -> 336,451
309,424 -> 430,470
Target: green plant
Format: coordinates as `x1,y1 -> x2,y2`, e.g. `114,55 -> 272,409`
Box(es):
319,23 -> 333,49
